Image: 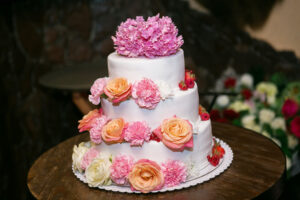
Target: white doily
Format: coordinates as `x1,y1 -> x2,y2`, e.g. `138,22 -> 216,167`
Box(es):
72,137 -> 233,193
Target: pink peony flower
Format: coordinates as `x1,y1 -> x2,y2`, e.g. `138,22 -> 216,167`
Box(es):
290,116 -> 300,138
132,78 -> 161,109
88,77 -> 108,105
112,14 -> 183,58
89,115 -> 108,144
161,160 -> 187,187
110,154 -> 135,185
78,109 -> 103,132
282,99 -> 299,119
80,147 -> 99,170
124,121 -> 151,146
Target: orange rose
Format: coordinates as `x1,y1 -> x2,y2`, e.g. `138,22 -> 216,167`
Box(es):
104,78 -> 131,103
102,118 -> 125,143
128,159 -> 164,193
153,117 -> 193,150
78,109 -> 102,132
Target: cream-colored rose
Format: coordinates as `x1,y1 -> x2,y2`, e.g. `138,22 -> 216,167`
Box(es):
288,134 -> 298,149
72,142 -> 89,173
242,114 -> 256,127
128,159 -> 164,193
286,156 -> 292,170
256,82 -> 278,98
271,117 -> 286,131
102,118 -> 125,143
85,153 -> 112,187
259,109 -> 275,124
216,95 -> 229,107
229,100 -> 250,112
244,123 -> 261,133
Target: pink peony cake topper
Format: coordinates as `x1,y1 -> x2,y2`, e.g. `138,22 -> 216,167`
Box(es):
112,14 -> 184,58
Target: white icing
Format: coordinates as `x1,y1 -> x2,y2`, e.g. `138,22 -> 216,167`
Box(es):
102,84 -> 200,129
154,80 -> 174,100
107,49 -> 185,88
95,120 -> 213,168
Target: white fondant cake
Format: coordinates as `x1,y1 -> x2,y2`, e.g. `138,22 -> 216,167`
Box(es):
71,15 -> 226,193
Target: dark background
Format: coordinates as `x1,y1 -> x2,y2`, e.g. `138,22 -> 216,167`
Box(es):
1,0 -> 299,199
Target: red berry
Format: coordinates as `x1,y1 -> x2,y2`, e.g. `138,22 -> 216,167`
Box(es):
150,133 -> 160,142
179,81 -> 188,90
200,113 -> 210,121
185,79 -> 195,88
207,155 -> 220,166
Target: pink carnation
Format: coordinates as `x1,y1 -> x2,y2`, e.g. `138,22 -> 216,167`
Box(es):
88,77 -> 108,105
81,147 -> 99,170
124,121 -> 151,146
110,154 -> 135,185
132,78 -> 161,109
112,14 -> 183,58
89,115 -> 108,144
161,160 -> 187,187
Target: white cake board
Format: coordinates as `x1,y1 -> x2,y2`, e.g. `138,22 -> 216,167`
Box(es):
72,137 -> 233,193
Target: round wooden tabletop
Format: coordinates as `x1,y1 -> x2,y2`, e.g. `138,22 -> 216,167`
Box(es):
27,122 -> 286,200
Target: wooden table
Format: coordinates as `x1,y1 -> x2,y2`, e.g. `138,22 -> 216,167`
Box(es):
27,122 -> 286,200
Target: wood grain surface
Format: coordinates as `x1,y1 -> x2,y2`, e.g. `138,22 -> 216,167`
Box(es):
27,122 -> 286,200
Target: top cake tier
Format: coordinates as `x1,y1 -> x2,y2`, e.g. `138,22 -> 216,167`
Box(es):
107,49 -> 184,88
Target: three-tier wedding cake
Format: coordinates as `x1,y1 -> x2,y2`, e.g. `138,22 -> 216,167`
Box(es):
72,15 -> 230,193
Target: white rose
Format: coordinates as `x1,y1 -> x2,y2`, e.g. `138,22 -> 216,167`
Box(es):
288,134 -> 299,149
85,153 -> 112,187
271,117 -> 286,131
155,81 -> 174,100
229,100 -> 250,112
242,114 -> 256,127
240,73 -> 253,88
259,109 -> 275,124
216,95 -> 230,107
244,123 -> 261,133
72,142 -> 89,173
286,157 -> 292,170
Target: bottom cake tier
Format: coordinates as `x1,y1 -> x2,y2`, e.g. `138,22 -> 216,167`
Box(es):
72,137 -> 233,193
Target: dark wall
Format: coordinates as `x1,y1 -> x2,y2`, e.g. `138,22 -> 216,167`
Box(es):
0,0 -> 299,199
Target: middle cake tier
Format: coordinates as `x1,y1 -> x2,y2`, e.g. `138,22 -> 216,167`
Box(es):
101,84 -> 200,130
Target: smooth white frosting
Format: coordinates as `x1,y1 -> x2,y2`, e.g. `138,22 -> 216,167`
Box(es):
101,84 -> 200,129
107,49 -> 185,88
96,120 -> 212,168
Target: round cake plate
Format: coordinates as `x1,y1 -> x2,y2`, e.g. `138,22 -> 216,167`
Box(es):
72,137 -> 233,193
